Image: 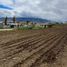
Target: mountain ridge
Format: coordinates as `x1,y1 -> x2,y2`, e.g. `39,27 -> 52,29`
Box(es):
0,17 -> 50,23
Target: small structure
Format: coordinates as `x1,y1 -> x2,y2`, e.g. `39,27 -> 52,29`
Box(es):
7,22 -> 18,28
35,22 -> 52,28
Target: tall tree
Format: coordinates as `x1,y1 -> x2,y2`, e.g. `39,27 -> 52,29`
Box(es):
13,16 -> 16,23
26,21 -> 30,25
4,16 -> 7,25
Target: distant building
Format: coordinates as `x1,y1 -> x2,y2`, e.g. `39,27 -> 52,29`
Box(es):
35,22 -> 52,28
0,17 -> 53,29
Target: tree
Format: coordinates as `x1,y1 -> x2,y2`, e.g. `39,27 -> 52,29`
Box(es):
26,21 -> 30,25
4,16 -> 7,25
13,16 -> 16,23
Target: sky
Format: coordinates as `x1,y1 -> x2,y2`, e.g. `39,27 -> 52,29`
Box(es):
0,0 -> 67,21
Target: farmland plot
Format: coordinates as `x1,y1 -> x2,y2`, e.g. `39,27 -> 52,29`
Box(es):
0,26 -> 67,67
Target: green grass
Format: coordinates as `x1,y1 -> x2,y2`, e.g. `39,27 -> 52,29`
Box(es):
18,26 -> 33,30
0,27 -> 3,29
32,26 -> 45,29
18,26 -> 46,30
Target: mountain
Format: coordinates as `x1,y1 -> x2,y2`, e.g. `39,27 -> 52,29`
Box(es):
0,17 -> 50,23
16,17 -> 50,23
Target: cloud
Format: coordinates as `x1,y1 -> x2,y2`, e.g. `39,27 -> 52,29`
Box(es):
0,0 -> 67,21
0,4 -> 13,10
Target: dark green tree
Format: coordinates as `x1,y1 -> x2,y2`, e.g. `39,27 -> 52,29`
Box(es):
4,16 -> 7,25
13,16 -> 16,23
26,21 -> 30,25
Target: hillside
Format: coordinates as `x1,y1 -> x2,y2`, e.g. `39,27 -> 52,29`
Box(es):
0,17 -> 50,23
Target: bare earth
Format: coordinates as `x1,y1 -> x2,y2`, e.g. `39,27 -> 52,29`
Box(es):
0,25 -> 67,67
0,29 -> 13,31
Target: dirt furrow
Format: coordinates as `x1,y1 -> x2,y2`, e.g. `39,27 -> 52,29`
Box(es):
13,33 -> 63,67
0,32 -> 55,63
0,32 -> 60,67
30,34 -> 66,67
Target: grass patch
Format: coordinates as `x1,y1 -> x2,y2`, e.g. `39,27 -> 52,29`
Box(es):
18,26 -> 33,30
18,26 -> 46,30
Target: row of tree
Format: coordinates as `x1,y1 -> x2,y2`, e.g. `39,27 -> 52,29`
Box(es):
3,16 -> 16,25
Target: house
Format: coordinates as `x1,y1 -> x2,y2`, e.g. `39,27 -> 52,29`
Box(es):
7,22 -> 18,28
34,22 -> 52,28
17,21 -> 34,27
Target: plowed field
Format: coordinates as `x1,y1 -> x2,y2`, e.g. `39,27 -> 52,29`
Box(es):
0,25 -> 67,67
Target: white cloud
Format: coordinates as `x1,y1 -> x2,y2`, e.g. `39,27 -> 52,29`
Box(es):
0,9 -> 15,17
0,0 -> 14,7
0,0 -> 67,21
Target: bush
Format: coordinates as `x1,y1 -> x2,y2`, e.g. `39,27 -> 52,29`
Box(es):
18,26 -> 33,30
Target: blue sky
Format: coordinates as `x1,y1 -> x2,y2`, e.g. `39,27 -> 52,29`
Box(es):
0,0 -> 67,21
0,4 -> 13,10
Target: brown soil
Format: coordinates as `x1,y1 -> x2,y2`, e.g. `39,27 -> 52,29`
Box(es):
0,25 -> 67,67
